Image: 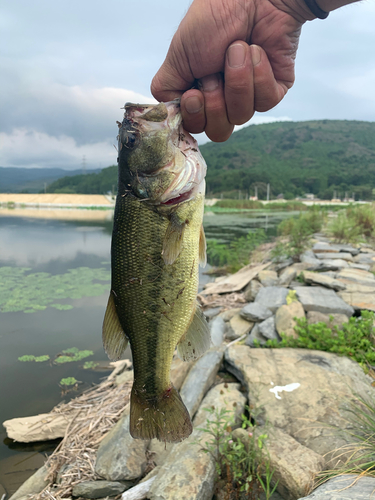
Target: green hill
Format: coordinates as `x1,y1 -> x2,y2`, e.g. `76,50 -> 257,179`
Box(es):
46,120 -> 375,200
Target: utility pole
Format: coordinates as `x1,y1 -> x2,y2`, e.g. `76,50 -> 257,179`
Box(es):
267,183 -> 270,202
255,186 -> 258,200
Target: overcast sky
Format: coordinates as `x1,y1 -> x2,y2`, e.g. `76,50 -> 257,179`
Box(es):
1,0 -> 374,171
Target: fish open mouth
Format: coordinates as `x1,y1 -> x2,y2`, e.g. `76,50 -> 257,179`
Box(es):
161,187 -> 195,206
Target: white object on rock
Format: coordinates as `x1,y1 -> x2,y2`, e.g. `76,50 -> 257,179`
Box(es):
121,476 -> 156,500
269,382 -> 300,400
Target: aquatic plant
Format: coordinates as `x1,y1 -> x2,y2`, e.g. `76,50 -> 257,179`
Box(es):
60,377 -> 78,386
0,266 -> 110,313
54,347 -> 94,364
18,354 -> 50,362
83,361 -> 99,369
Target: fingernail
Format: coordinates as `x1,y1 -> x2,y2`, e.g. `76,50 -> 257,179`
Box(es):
250,45 -> 261,66
185,96 -> 203,114
228,43 -> 246,68
201,74 -> 219,92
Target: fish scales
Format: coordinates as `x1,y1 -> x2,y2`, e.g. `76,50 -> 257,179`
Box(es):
102,100 -> 210,442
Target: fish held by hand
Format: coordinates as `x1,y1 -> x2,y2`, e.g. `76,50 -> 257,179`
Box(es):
102,100 -> 210,443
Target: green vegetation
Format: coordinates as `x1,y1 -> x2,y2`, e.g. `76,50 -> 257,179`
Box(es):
329,204 -> 375,242
207,229 -> 266,271
54,347 -> 94,364
59,377 -> 78,386
18,355 -> 50,362
263,311 -> 375,369
0,266 -> 110,313
274,209 -> 325,258
197,406 -> 277,499
202,120 -> 375,200
45,165 -> 117,194
83,361 -> 99,370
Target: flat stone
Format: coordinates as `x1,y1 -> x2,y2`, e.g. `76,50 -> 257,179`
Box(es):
300,250 -> 321,269
148,430 -> 215,500
8,465 -> 49,500
72,480 -> 130,498
354,253 -> 375,264
256,426 -> 325,500
95,410 -> 148,480
299,474 -> 375,499
318,259 -> 350,271
349,263 -> 371,271
278,266 -> 297,287
273,257 -> 294,272
224,346 -> 375,466
275,302 -> 305,339
240,303 -> 273,322
254,287 -> 289,313
193,383 -> 246,428
148,440 -> 175,467
244,324 -> 267,347
3,412 -> 76,442
302,271 -> 346,291
294,286 -> 354,317
312,242 -> 336,253
330,244 -> 360,255
209,316 -> 226,346
316,252 -> 353,261
219,307 -> 242,322
258,316 -> 279,341
258,270 -> 279,287
336,268 -> 375,287
338,291 -> 375,312
180,347 -> 224,417
306,311 -> 348,329
243,280 -> 263,302
203,307 -> 222,319
226,313 -> 253,340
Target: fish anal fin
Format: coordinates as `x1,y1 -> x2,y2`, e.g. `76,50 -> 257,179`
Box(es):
199,224 -> 207,267
177,303 -> 211,361
130,385 -> 192,442
162,215 -> 186,265
102,291 -> 128,361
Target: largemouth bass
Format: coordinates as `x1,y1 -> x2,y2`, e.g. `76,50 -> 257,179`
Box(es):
102,100 -> 210,443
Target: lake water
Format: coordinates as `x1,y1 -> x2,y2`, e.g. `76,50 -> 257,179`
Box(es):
0,207 -> 297,490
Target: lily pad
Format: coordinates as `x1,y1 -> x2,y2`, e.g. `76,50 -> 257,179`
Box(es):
54,347 -> 94,364
60,377 -> 78,386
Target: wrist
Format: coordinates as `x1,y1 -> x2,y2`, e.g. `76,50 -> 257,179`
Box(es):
269,0 -> 359,22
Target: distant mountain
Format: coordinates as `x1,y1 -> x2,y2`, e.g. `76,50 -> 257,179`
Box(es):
0,167 -> 101,193
202,119 -> 375,200
37,120 -> 375,200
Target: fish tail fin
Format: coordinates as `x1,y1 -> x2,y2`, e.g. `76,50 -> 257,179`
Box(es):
130,384 -> 192,443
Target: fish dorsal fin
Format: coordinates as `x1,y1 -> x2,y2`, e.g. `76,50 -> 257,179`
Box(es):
162,215 -> 186,265
102,291 -> 129,361
177,303 -> 211,361
199,224 -> 207,267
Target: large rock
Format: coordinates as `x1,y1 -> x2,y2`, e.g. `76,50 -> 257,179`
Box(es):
193,383 -> 246,428
317,259 -> 349,271
95,411 -> 148,480
254,287 -> 289,313
243,280 -> 263,302
227,313 -> 253,340
306,311 -> 348,329
72,480 -> 130,498
302,271 -> 346,291
245,324 -> 267,347
148,430 -> 215,500
147,440 -> 175,467
3,412 -> 76,442
354,253 -> 375,264
300,250 -> 321,269
313,242 -> 359,256
316,252 -> 354,261
278,266 -> 297,287
299,474 -> 375,499
224,346 -> 375,465
336,268 -> 375,287
258,316 -> 279,341
338,291 -> 375,312
209,316 -> 226,346
219,307 -> 241,322
258,270 -> 279,287
9,465 -> 49,500
275,302 -> 305,338
240,303 -> 273,322
294,286 -> 354,317
180,347 -> 224,417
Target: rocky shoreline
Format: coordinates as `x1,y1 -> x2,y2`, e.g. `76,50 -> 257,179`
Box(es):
4,232 -> 375,500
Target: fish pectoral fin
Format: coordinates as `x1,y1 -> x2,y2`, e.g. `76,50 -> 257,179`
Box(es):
162,215 -> 186,265
102,292 -> 129,361
199,224 -> 207,267
177,303 -> 211,361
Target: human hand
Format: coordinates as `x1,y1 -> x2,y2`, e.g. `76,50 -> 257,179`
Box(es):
151,0 -> 310,142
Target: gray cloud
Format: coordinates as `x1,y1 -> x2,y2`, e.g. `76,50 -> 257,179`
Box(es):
1,0 -> 374,170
